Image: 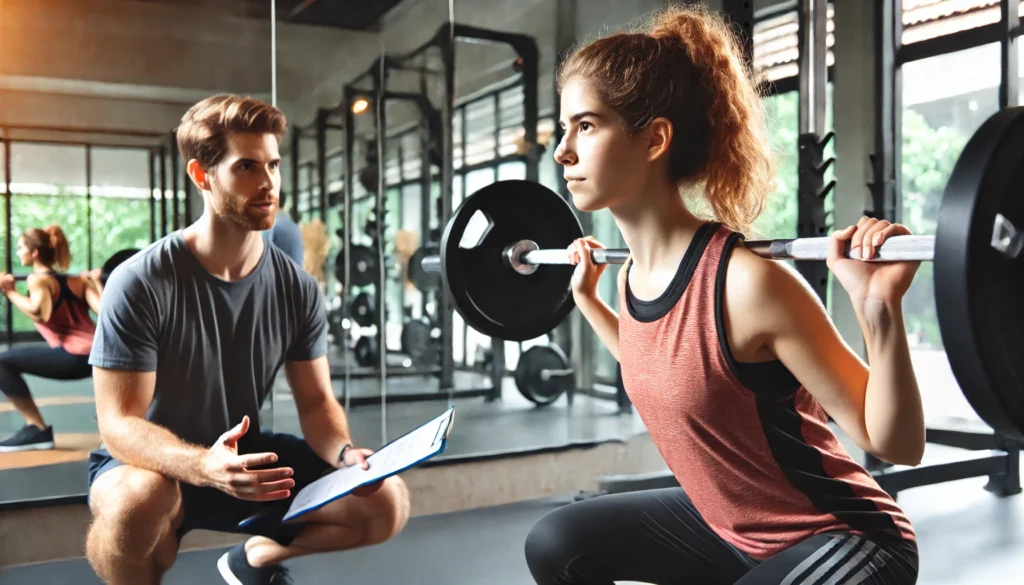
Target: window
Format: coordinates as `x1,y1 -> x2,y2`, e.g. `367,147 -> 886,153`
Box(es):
753,5 -> 835,82
901,0 -> 1024,45
901,43 -> 999,420
0,141 -> 6,266
497,161 -> 526,181
1019,39 -> 1024,106
591,208 -> 625,381
755,90 -> 799,240
90,147 -> 153,286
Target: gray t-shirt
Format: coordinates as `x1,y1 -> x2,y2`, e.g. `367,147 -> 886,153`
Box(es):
89,232 -> 327,449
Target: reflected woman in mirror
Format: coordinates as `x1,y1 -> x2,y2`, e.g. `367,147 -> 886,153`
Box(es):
0,225 -> 99,452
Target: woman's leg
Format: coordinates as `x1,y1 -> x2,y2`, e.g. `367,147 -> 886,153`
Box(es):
735,532 -> 918,585
0,346 -> 91,449
524,488 -> 758,585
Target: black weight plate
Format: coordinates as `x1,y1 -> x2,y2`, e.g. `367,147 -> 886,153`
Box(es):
334,245 -> 378,288
354,336 -> 378,368
935,105 -> 1024,440
440,180 -> 582,342
101,248 -> 140,285
409,244 -> 441,293
401,318 -> 438,365
515,345 -> 573,405
349,292 -> 377,328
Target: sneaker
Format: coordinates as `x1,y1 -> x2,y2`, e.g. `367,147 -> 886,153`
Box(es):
217,543 -> 293,585
0,424 -> 55,452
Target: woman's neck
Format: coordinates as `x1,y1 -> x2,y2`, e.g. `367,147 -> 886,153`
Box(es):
31,262 -> 50,274
610,180 -> 705,273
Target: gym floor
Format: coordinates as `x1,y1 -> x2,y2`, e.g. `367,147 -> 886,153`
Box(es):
2,470 -> 1022,585
2,346 -> 1022,583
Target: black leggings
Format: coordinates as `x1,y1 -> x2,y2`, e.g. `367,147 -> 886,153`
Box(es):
0,345 -> 92,399
524,488 -> 918,585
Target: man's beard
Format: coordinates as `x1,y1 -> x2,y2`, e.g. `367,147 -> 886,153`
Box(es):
211,185 -> 274,231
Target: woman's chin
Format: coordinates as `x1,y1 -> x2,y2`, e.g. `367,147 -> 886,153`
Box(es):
570,192 -> 607,213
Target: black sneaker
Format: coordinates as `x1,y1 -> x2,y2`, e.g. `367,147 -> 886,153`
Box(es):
217,543 -> 293,585
0,424 -> 55,452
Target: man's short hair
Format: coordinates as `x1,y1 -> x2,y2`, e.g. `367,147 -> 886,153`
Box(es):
176,94 -> 287,169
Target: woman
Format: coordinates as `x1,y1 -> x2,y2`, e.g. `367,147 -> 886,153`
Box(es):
0,225 -> 100,452
524,5 -> 924,585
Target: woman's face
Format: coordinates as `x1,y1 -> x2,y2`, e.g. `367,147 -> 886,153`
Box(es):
15,238 -> 33,267
553,80 -> 654,212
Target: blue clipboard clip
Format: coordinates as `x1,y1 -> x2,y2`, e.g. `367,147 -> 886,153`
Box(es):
238,406 -> 455,529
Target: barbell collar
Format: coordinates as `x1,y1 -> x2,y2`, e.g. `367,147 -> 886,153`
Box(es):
421,256 -> 442,274
540,368 -> 575,381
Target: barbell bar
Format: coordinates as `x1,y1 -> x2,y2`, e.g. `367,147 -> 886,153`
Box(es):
4,248 -> 141,285
422,232 -> 949,275
419,105 -> 1024,440
421,213 -> 1024,272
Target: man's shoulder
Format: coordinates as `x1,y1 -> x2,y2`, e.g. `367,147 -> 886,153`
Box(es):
105,234 -> 186,291
264,243 -> 314,283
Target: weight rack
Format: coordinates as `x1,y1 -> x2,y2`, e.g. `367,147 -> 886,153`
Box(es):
330,22 -> 541,408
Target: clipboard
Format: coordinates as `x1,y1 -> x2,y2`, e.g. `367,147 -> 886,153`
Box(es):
238,406 -> 455,528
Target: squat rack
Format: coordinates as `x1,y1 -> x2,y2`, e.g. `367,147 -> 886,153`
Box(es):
335,22 -> 540,408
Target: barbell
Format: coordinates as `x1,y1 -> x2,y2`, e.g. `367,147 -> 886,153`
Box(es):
7,248 -> 141,286
421,105 -> 1024,440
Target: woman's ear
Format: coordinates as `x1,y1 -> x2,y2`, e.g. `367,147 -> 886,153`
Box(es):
646,117 -> 674,163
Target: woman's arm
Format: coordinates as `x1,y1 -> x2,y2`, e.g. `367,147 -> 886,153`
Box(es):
3,275 -> 54,323
723,249 -> 925,466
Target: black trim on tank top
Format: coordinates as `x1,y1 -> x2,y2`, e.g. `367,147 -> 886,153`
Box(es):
715,233 -> 902,539
713,232 -> 802,395
625,221 -> 719,323
755,394 -> 903,538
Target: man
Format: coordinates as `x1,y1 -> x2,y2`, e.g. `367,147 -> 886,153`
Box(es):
263,190 -> 304,267
84,94 -> 410,585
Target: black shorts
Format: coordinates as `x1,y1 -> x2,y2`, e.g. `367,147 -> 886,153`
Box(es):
87,432 -> 334,546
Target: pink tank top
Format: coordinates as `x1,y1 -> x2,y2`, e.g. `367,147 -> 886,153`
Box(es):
617,223 -> 914,560
34,273 -> 96,356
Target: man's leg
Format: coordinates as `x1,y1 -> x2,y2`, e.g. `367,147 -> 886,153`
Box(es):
243,475 -> 410,567
85,465 -> 184,585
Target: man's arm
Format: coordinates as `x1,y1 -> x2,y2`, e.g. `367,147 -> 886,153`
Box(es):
93,367 -> 209,485
95,367 -> 294,498
285,356 -> 353,467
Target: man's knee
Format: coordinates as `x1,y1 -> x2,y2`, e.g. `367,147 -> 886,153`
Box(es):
87,466 -> 182,557
362,476 -> 410,545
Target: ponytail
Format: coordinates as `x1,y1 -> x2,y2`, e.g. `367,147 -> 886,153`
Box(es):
21,225 -> 72,271
557,4 -> 775,235
45,225 -> 71,272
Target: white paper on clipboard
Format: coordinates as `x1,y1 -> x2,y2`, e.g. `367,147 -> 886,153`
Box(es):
241,406 -> 455,527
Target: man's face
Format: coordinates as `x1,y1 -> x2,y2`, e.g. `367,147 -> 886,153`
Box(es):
206,132 -> 281,231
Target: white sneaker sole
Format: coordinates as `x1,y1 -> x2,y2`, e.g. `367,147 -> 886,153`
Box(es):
217,552 -> 244,585
0,441 -> 55,453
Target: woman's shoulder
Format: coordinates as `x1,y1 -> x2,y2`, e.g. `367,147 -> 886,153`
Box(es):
722,243 -> 825,335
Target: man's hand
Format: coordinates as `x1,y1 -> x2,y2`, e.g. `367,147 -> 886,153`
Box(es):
341,445 -> 385,497
199,416 -> 295,501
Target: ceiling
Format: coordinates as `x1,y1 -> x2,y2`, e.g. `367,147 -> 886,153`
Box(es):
135,0 -> 406,30
273,0 -> 406,30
